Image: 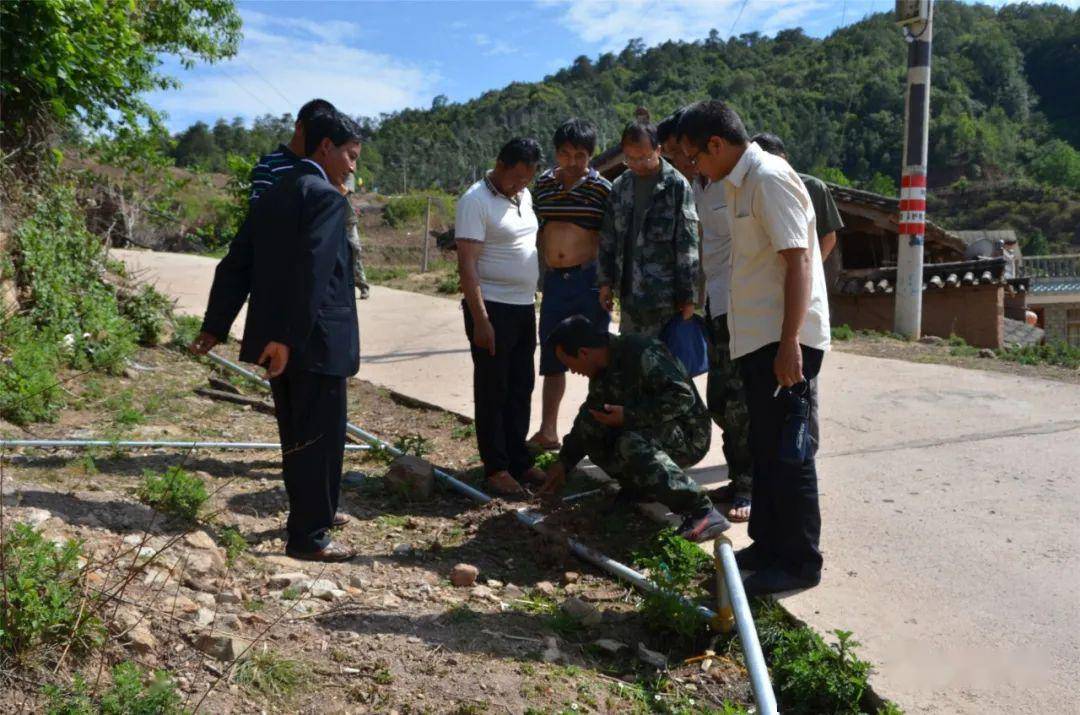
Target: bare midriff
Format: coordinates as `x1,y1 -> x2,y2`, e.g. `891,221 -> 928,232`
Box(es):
541,221 -> 599,268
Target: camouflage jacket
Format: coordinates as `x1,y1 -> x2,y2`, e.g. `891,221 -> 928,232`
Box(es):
559,334 -> 710,469
597,158 -> 700,313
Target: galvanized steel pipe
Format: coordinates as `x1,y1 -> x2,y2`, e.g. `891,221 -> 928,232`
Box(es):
715,536 -> 778,714
0,439 -> 369,451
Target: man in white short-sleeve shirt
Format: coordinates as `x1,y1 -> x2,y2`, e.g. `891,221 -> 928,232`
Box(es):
455,138 -> 545,496
679,100 -> 830,597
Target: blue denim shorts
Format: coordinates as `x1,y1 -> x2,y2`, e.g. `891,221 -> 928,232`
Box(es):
538,262 -> 610,376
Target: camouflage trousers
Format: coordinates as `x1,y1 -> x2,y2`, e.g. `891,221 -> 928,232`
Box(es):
705,313 -> 753,498
577,412 -> 713,515
618,306 -> 675,340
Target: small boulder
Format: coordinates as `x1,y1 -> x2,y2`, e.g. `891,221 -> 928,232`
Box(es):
194,634 -> 252,662
13,507 -> 52,528
561,597 -> 601,626
534,581 -> 557,597
450,564 -> 479,587
348,573 -> 366,589
268,571 -> 310,589
637,642 -> 667,669
216,590 -> 242,605
593,638 -> 628,655
561,571 -> 580,585
470,585 -> 496,601
184,530 -> 217,550
541,636 -> 564,663
919,335 -> 946,346
125,625 -> 158,656
309,579 -> 342,601
978,348 -> 996,359
384,456 -> 435,500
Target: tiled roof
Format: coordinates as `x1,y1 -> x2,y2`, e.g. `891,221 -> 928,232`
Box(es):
837,257 -> 1023,295
1030,278 -> 1080,294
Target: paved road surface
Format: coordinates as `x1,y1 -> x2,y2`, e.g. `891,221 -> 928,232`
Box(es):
117,248 -> 1080,714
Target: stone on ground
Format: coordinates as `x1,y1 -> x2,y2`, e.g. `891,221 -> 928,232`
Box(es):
637,642 -> 667,669
561,597 -> 602,626
194,634 -> 252,662
268,571 -> 310,589
385,455 -> 435,500
450,563 -> 479,587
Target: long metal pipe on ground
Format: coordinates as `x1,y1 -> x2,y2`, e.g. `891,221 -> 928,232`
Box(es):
715,537 -> 778,714
0,439 -> 369,451
205,352 -> 771,673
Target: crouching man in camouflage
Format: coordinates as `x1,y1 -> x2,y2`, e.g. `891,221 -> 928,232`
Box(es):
538,315 -> 731,542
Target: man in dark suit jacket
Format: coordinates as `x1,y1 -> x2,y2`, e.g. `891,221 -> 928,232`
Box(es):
207,110 -> 363,561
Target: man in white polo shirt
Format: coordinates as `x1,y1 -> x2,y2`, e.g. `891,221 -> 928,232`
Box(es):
679,100 -> 830,596
456,138 -> 546,496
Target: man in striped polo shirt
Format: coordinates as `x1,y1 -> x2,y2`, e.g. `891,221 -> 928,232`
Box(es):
190,98 -> 336,355
528,118 -> 613,451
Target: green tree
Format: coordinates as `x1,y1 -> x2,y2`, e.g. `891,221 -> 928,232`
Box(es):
1030,139 -> 1080,191
0,0 -> 241,170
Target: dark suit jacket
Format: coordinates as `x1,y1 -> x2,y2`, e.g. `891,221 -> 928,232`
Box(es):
206,161 -> 359,377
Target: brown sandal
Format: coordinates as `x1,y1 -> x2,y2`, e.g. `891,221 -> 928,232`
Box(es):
487,470 -> 525,496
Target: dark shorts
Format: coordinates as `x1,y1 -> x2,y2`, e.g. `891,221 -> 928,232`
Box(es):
538,262 -> 610,376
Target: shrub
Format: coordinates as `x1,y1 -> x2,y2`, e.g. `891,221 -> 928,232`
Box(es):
45,661 -> 185,715
171,314 -> 203,349
997,341 -> 1080,370
217,526 -> 248,564
0,523 -> 104,665
394,433 -> 432,458
0,314 -> 64,424
830,324 -> 854,341
119,284 -> 174,346
382,191 -> 455,228
138,467 -> 208,521
436,272 -> 461,294
772,628 -> 873,714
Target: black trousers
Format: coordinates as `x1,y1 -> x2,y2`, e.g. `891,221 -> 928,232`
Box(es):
739,342 -> 824,576
270,367 -> 347,552
463,300 -> 536,478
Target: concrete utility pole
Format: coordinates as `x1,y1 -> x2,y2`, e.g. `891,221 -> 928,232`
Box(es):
894,0 -> 933,339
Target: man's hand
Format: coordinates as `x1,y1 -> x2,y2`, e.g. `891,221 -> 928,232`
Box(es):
537,461 -> 567,498
678,301 -> 695,320
189,331 -> 219,356
258,341 -> 290,378
589,404 -> 625,428
472,317 -> 496,356
773,338 -> 803,388
599,285 -> 614,313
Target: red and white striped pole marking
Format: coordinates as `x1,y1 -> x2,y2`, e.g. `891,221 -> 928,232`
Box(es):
894,2 -> 934,339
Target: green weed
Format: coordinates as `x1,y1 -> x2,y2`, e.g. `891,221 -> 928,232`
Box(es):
235,648 -> 309,699
830,324 -> 855,341
997,341 -> 1080,369
217,526 -> 248,564
45,661 -> 185,715
0,314 -> 64,424
772,628 -> 873,714
137,466 -> 208,521
119,283 -> 174,346
0,524 -> 105,665
632,528 -> 712,645
436,273 -> 460,294
171,314 -> 202,349
394,433 -> 432,458
451,422 -> 476,441
533,451 -> 559,469
365,265 -> 408,284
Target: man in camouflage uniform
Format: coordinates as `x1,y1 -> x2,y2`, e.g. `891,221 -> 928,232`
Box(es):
597,120 -> 700,338
341,174 -> 371,299
538,315 -> 730,543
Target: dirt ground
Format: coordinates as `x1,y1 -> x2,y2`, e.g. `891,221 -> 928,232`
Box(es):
832,331 -> 1080,384
1,342 -> 752,714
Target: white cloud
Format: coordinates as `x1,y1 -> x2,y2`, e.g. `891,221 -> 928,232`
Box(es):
151,7 -> 438,129
547,0 -> 857,51
472,32 -> 519,57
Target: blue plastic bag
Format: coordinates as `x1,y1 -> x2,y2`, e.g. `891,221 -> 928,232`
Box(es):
660,315 -> 709,378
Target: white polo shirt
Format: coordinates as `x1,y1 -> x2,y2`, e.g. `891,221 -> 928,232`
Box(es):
693,178 -> 732,316
455,175 -> 539,306
723,142 -> 830,360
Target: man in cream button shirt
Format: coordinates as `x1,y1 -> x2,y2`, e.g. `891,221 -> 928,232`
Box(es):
678,100 -> 830,596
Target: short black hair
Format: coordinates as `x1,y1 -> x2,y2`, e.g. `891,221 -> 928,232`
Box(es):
544,315 -> 610,357
297,98 -> 336,126
677,100 -> 749,151
303,110 -> 362,156
553,118 -> 597,154
751,132 -> 786,158
656,108 -> 686,145
621,120 -> 658,149
496,137 -> 543,168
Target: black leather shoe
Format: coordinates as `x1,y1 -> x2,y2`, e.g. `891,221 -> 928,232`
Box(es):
742,566 -> 820,596
734,544 -> 776,572
286,541 -> 356,563
332,513 -> 350,527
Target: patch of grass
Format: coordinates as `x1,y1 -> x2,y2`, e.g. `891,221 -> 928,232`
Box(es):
997,341 -> 1080,369
217,526 -> 248,564
632,528 -> 712,645
171,314 -> 202,350
243,599 -> 265,612
1,523 -> 105,665
0,314 -> 64,424
366,265 -> 408,284
382,190 -> 456,228
137,466 -> 208,521
45,661 -> 185,715
511,593 -> 583,638
376,514 -> 409,529
235,648 -> 309,699
443,603 -> 479,623
105,389 -> 145,427
394,432 -> 432,458
436,272 -> 461,294
451,422 -> 476,441
372,665 -> 394,685
533,451 -> 558,469
946,334 -> 980,358
69,454 -> 98,475
119,283 -> 175,346
831,323 -> 855,341
280,586 -> 301,600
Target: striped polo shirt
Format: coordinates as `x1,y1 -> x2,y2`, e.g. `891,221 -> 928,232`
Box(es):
532,167 -> 612,231
249,143 -> 302,203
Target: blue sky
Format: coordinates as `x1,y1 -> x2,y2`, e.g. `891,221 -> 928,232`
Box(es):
148,0 -> 1074,132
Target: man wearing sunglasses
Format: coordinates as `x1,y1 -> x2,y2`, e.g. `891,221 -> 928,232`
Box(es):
596,119 -> 700,339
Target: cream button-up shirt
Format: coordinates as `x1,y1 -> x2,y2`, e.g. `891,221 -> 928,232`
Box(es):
723,142 -> 831,360
693,178 -> 733,316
